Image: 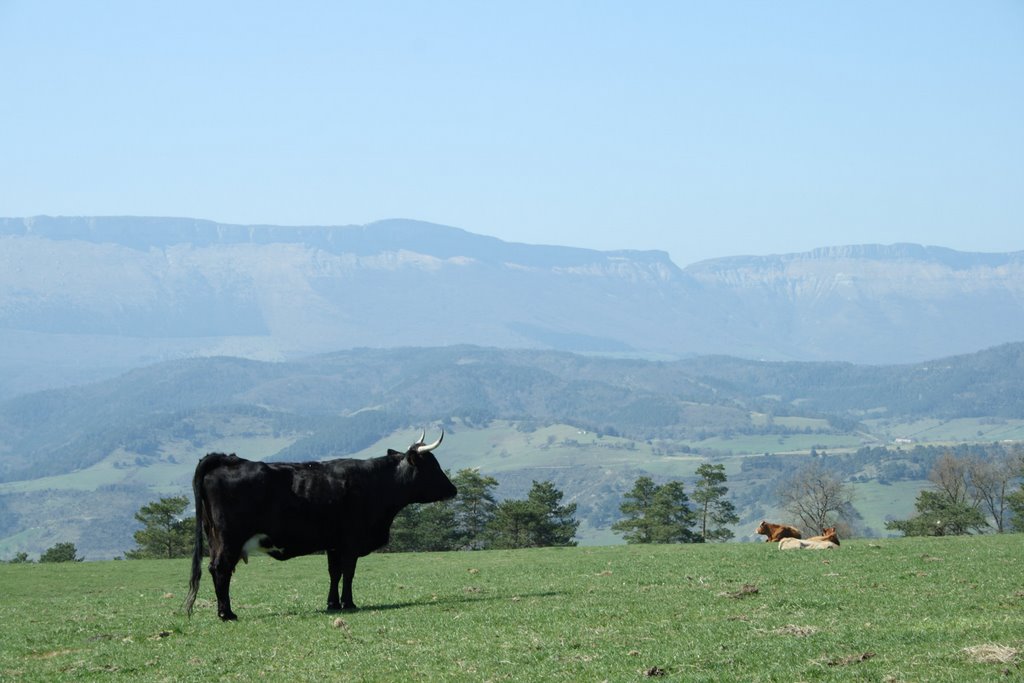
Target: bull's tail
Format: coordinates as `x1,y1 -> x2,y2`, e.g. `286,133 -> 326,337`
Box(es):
183,453 -> 229,617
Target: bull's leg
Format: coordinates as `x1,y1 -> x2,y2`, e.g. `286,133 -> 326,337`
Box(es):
209,548 -> 240,621
326,550 -> 344,611
327,551 -> 359,610
340,555 -> 359,610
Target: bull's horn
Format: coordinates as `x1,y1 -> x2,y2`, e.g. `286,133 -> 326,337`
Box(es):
414,429 -> 425,446
415,429 -> 443,453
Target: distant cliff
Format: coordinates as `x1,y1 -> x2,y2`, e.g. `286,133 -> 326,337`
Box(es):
1,216 -> 1022,397
683,243 -> 1024,363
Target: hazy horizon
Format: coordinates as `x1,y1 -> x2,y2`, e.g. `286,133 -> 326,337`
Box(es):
2,2 -> 1021,265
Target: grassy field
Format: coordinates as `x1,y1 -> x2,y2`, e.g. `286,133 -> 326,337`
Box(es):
1,535 -> 1021,681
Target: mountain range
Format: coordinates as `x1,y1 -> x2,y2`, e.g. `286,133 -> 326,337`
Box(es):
2,216 -> 1023,399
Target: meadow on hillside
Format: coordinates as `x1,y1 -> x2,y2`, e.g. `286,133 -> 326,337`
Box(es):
1,535 -> 1021,681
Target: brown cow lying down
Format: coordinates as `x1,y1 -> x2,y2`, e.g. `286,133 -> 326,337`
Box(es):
807,527 -> 840,546
756,520 -> 802,542
778,538 -> 838,550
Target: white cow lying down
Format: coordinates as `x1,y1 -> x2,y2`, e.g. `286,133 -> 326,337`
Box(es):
778,538 -> 838,550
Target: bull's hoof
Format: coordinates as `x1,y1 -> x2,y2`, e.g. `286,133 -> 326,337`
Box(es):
328,602 -> 358,612
218,611 -> 238,621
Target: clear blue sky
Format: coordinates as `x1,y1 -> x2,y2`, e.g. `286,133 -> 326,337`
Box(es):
1,2 -> 1021,266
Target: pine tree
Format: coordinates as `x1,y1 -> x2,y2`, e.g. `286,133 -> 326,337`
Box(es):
487,499 -> 540,549
611,476 -> 659,543
612,476 -> 699,543
692,463 -> 739,542
125,496 -> 194,559
487,481 -> 578,548
451,468 -> 498,549
648,481 -> 700,543
526,480 -> 578,547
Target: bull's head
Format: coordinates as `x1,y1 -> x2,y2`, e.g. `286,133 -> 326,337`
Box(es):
390,429 -> 457,503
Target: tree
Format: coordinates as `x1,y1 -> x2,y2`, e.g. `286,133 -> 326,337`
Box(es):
487,481 -> 578,549
450,468 -> 499,549
526,480 -> 578,547
692,463 -> 739,542
885,490 -> 988,536
886,451 -> 1006,537
39,542 -> 82,563
885,452 -> 997,536
487,499 -> 541,549
648,481 -> 700,543
930,452 -> 971,506
125,496 -> 194,559
967,450 -> 1022,533
611,476 -> 659,543
612,476 -> 699,544
776,461 -> 853,533
7,551 -> 32,564
1009,487 -> 1024,533
1009,450 -> 1024,532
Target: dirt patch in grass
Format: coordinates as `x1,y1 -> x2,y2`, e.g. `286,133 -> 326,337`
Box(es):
772,624 -> 818,637
963,644 -> 1018,664
31,649 -> 74,660
820,652 -> 875,667
719,584 -> 759,599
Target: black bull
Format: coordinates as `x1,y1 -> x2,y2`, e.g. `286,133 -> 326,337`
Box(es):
183,431 -> 457,620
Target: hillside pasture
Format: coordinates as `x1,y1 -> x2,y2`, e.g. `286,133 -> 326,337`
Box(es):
1,536 -> 1020,681
689,432 -> 865,456
866,417 -> 1024,444
848,480 -> 929,535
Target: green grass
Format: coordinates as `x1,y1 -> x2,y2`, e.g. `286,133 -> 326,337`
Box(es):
1,536 -> 1021,681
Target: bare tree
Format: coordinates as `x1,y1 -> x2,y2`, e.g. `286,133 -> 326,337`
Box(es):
930,452 -> 971,505
967,450 -> 1023,533
776,461 -> 854,534
925,449 -> 1023,533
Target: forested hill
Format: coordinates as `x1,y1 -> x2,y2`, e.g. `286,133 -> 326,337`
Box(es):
3,343 -> 1023,558
2,342 -> 1023,484
677,341 -> 1024,417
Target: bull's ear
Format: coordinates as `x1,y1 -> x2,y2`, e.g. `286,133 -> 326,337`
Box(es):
387,449 -> 402,457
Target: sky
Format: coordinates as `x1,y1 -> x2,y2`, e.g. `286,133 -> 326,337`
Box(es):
1,2 -> 1021,267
